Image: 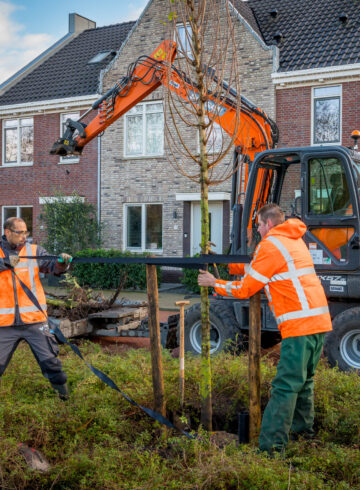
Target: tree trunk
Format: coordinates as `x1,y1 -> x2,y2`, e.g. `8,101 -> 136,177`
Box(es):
199,132 -> 212,431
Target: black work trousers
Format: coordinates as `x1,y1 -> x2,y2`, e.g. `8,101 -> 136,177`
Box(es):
0,322 -> 67,386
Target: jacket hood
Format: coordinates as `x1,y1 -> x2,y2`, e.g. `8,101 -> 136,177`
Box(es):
266,218 -> 307,240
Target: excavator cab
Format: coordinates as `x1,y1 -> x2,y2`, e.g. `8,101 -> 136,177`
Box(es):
239,145 -> 360,276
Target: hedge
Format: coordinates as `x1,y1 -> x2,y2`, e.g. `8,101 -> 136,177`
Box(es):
71,249 -> 161,290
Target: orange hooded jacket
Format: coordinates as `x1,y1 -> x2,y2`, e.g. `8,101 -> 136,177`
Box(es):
214,219 -> 332,339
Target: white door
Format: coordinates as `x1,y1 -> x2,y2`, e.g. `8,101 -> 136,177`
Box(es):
191,202 -> 223,255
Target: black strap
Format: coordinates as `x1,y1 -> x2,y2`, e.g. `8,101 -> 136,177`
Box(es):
10,270 -> 195,439
20,253 -> 251,269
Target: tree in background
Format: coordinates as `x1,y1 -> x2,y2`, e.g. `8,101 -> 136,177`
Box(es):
39,191 -> 102,255
165,0 -> 242,430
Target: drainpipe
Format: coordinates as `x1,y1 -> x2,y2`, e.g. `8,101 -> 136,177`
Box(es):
97,135 -> 101,227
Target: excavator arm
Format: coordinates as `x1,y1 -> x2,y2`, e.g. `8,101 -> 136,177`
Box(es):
50,40 -> 278,238
50,40 -> 278,162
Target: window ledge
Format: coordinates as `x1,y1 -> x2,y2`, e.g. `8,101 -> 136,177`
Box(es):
126,248 -> 163,254
59,159 -> 80,165
0,162 -> 33,168
123,154 -> 165,160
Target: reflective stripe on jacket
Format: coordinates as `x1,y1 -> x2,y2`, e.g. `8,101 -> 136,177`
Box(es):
214,219 -> 332,339
0,243 -> 47,326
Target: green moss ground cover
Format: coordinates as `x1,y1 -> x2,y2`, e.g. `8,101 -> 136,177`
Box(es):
0,342 -> 359,489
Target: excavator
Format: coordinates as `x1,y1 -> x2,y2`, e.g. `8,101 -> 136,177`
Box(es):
51,40 -> 360,372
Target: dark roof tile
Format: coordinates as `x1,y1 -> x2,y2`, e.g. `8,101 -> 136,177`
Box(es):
0,21 -> 135,106
246,0 -> 360,71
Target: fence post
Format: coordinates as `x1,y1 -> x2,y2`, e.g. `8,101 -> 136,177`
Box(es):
249,291 -> 262,442
146,264 -> 166,418
175,300 -> 190,411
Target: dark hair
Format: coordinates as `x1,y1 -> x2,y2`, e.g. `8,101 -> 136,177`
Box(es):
4,217 -> 25,230
258,204 -> 285,226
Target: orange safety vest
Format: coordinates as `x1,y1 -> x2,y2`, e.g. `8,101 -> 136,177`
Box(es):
0,243 -> 47,326
214,219 -> 332,339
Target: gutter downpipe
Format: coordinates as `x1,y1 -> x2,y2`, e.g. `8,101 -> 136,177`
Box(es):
97,135 -> 101,228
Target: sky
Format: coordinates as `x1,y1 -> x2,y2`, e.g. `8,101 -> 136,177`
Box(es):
0,0 -> 148,84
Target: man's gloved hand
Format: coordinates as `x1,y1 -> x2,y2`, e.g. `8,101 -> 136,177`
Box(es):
9,255 -> 20,268
57,253 -> 73,266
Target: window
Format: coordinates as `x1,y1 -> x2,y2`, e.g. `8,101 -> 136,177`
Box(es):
308,157 -> 350,215
3,118 -> 33,165
60,112 -> 80,163
313,86 -> 341,144
176,23 -> 193,58
124,102 -> 164,157
203,117 -> 223,154
125,204 -> 162,251
2,206 -> 33,237
88,51 -> 115,64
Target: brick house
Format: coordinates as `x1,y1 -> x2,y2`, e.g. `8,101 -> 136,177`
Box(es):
0,1 -> 359,265
97,0 -> 360,263
0,13 -> 134,242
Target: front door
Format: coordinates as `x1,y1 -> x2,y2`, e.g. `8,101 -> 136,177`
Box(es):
191,202 -> 223,255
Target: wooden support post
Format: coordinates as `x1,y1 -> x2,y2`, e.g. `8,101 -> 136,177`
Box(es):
175,300 -> 190,411
146,264 -> 166,418
249,291 -> 262,442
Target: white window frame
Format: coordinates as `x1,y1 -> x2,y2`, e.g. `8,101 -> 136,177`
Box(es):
59,112 -> 80,164
2,205 -> 33,236
311,85 -> 342,146
197,117 -> 224,154
123,203 -> 163,253
176,23 -> 193,58
2,117 -> 34,166
124,101 -> 164,158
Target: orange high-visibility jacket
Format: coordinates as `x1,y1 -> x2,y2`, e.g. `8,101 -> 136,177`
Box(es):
0,243 -> 47,326
214,219 -> 332,339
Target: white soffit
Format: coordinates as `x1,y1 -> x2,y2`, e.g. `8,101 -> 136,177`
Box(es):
176,192 -> 230,201
273,63 -> 360,88
0,94 -> 98,116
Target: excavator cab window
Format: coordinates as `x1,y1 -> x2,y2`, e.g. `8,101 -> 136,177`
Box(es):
306,156 -> 356,265
308,158 -> 351,216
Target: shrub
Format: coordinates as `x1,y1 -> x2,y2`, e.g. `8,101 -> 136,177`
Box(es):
39,191 -> 102,255
71,248 -> 161,290
182,255 -> 232,293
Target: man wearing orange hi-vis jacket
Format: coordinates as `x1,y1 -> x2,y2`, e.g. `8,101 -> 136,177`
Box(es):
198,203 -> 332,454
0,217 -> 72,400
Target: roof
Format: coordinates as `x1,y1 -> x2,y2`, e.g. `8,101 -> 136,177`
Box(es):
0,21 -> 135,106
246,0 -> 360,72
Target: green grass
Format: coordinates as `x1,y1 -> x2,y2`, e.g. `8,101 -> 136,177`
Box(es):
0,342 -> 359,489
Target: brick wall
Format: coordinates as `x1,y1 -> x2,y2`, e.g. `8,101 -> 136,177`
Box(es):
0,111 -> 98,243
276,81 -> 360,148
100,0 -> 275,256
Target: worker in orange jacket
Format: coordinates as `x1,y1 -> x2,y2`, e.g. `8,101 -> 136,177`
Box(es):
0,217 -> 72,400
198,203 -> 332,454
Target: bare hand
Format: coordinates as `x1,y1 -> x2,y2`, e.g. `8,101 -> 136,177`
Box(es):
198,269 -> 216,288
9,255 -> 20,268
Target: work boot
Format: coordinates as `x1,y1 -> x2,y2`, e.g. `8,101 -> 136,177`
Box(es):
51,383 -> 69,401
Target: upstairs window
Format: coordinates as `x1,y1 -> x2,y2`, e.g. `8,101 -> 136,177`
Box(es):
124,102 -> 164,157
3,118 -> 33,165
312,86 -> 341,145
176,23 -> 193,58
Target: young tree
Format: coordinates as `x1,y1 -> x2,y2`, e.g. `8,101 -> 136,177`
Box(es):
164,0 -> 242,430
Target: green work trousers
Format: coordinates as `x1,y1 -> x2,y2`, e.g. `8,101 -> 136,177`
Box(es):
259,332 -> 325,453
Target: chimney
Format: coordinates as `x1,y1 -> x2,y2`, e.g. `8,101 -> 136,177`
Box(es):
69,13 -> 96,34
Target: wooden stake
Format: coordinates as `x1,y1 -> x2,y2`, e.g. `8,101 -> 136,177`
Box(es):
146,264 -> 166,418
249,291 -> 262,442
175,300 -> 190,411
